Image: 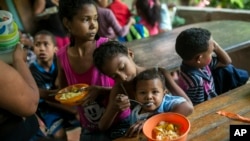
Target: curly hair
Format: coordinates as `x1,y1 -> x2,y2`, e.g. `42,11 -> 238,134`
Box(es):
134,68 -> 166,90
93,40 -> 129,73
175,28 -> 211,61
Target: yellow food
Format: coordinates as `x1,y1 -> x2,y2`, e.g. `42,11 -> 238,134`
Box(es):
59,91 -> 82,100
154,121 -> 180,140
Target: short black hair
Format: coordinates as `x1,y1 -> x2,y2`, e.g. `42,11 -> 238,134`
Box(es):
34,30 -> 56,45
134,68 -> 166,90
93,40 -> 128,73
175,28 -> 211,60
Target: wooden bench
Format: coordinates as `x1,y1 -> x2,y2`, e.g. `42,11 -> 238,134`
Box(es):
187,82 -> 250,141
125,20 -> 250,73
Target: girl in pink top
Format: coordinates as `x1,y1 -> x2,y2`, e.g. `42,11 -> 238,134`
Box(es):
135,0 -> 161,36
57,0 -> 116,140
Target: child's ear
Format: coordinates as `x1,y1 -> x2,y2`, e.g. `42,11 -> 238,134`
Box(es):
62,18 -> 71,32
195,55 -> 202,64
54,46 -> 58,53
128,48 -> 134,59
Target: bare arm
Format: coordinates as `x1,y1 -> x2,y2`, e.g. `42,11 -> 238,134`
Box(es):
107,10 -> 135,37
98,84 -> 130,131
213,40 -> 232,67
56,57 -> 68,89
0,44 -> 39,117
159,68 -> 193,115
33,0 -> 46,15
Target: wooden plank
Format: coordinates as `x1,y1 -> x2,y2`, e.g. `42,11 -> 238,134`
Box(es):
188,83 -> 250,121
187,83 -> 250,141
126,20 -> 250,71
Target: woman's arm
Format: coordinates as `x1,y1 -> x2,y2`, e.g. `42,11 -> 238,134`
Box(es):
33,0 -> 46,15
0,44 -> 39,117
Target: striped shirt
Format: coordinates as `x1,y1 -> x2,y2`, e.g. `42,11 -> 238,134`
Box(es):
178,57 -> 218,105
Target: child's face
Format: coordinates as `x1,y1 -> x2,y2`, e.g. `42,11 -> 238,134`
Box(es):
65,4 -> 98,41
101,53 -> 137,83
135,78 -> 165,113
33,34 -> 56,63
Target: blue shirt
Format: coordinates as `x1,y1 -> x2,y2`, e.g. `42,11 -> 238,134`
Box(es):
129,94 -> 186,125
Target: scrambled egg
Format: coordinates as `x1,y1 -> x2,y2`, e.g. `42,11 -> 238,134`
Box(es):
154,121 -> 180,140
59,91 -> 82,100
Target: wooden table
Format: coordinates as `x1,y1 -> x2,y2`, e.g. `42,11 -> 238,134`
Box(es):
187,82 -> 250,141
126,20 -> 250,71
114,83 -> 250,141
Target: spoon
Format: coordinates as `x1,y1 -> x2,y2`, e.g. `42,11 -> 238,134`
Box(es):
129,99 -> 153,107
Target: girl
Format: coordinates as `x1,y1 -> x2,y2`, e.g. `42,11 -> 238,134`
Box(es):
135,0 -> 161,36
93,41 -> 193,137
57,0 -> 115,140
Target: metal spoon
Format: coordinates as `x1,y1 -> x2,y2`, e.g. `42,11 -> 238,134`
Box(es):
129,99 -> 153,107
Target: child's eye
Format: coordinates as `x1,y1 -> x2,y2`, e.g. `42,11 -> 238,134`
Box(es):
82,18 -> 89,22
153,90 -> 159,94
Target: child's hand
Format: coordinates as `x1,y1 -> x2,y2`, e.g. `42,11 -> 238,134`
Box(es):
213,39 -> 220,52
125,120 -> 146,137
115,94 -> 130,112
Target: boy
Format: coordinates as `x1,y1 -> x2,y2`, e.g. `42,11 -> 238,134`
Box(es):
175,28 -> 232,105
125,68 -> 188,137
30,30 -> 79,140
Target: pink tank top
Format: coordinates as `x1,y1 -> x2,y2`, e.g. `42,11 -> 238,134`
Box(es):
57,37 -> 117,131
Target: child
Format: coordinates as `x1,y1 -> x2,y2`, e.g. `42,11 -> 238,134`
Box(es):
57,0 -> 115,140
93,40 -> 193,138
135,0 -> 161,35
107,0 -> 132,26
93,0 -> 135,40
125,68 -> 189,137
30,30 -> 79,140
175,28 -> 232,105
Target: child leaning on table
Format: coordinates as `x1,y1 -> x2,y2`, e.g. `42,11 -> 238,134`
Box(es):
124,68 -> 189,137
93,40 -> 193,139
175,27 -> 249,106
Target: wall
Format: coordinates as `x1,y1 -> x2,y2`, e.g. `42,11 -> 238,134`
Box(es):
176,6 -> 250,25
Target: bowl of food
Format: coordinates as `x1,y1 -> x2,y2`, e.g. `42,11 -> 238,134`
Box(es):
55,83 -> 89,106
143,112 -> 190,141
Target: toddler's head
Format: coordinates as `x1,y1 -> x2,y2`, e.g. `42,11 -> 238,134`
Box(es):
93,40 -> 137,83
134,68 -> 166,112
33,30 -> 57,63
175,28 -> 214,68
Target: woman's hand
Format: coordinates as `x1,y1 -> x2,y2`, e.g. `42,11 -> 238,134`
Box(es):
125,120 -> 146,137
13,43 -> 27,62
